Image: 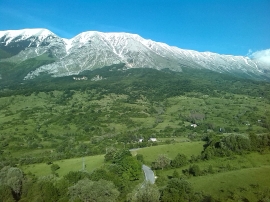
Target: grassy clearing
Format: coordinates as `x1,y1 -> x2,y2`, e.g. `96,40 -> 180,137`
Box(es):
189,165 -> 270,201
132,141 -> 204,165
155,120 -> 181,130
154,151 -> 270,200
131,117 -> 155,127
22,154 -> 104,177
161,152 -> 270,177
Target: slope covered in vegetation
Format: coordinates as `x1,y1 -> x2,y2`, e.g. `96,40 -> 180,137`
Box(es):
0,63 -> 270,201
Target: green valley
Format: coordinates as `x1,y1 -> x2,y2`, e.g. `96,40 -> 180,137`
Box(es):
0,64 -> 270,201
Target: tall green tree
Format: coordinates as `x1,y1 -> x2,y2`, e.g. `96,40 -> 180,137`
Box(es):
127,181 -> 160,202
113,149 -> 132,163
152,154 -> 171,170
172,170 -> 180,178
51,164 -> 60,174
64,171 -> 90,185
68,178 -> 119,202
0,166 -> 24,199
188,164 -> 201,176
23,180 -> 59,202
119,156 -> 142,181
160,178 -> 198,202
171,153 -> 188,168
104,147 -> 117,162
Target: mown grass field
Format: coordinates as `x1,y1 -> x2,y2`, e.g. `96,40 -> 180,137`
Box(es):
22,154 -> 104,177
160,152 -> 270,176
21,141 -> 203,177
130,138 -> 270,201
189,165 -> 270,201
20,141 -> 270,201
155,150 -> 270,200
131,141 -> 205,165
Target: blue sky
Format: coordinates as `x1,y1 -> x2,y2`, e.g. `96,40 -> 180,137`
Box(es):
0,0 -> 269,56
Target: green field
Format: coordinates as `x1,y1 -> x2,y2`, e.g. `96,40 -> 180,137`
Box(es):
21,141 -> 203,177
132,141 -> 204,165
22,154 -> 104,177
129,139 -> 270,201
20,142 -> 270,201
152,150 -> 270,200
189,165 -> 270,201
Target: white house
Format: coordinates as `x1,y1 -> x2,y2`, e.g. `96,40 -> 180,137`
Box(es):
73,76 -> 88,80
190,124 -> 197,128
149,138 -> 157,142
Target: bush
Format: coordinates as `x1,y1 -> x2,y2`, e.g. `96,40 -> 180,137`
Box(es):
171,153 -> 187,168
188,164 -> 201,176
160,178 -> 199,202
51,164 -> 60,173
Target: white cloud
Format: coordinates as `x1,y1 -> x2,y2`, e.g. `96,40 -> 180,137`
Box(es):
249,49 -> 270,65
247,49 -> 253,55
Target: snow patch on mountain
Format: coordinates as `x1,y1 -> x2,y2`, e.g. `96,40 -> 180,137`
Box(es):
63,38 -> 73,54
0,28 -> 55,46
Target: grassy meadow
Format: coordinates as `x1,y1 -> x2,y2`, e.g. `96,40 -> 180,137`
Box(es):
131,141 -> 204,165
189,165 -> 270,201
22,154 -> 104,177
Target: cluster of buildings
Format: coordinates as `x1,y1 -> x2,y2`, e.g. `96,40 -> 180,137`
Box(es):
73,76 -> 88,80
138,138 -> 157,143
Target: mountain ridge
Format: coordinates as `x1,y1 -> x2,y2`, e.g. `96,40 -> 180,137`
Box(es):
0,28 -> 270,80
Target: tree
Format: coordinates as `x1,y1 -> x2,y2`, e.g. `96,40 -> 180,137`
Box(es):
172,170 -> 180,178
104,147 -> 117,162
55,178 -> 69,201
119,156 -> 142,181
0,166 -> 24,199
89,168 -> 122,190
189,164 -> 201,176
89,168 -> 108,181
64,171 -> 90,185
220,134 -> 251,153
127,181 -> 160,202
171,153 -> 187,168
152,154 -> 171,170
24,180 -> 59,202
51,164 -> 60,174
136,154 -> 144,163
113,149 -> 132,163
68,178 -> 119,202
160,178 -> 198,202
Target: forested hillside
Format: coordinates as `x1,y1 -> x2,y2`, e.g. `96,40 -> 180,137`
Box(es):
0,63 -> 270,201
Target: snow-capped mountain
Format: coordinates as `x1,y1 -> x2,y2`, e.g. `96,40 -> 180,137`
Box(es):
0,28 -> 269,80
0,29 -> 66,62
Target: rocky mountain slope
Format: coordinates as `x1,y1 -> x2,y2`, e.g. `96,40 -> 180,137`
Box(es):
0,28 -> 269,80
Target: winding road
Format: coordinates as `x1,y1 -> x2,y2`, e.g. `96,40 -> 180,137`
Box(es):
130,148 -> 156,184
142,164 -> 155,184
